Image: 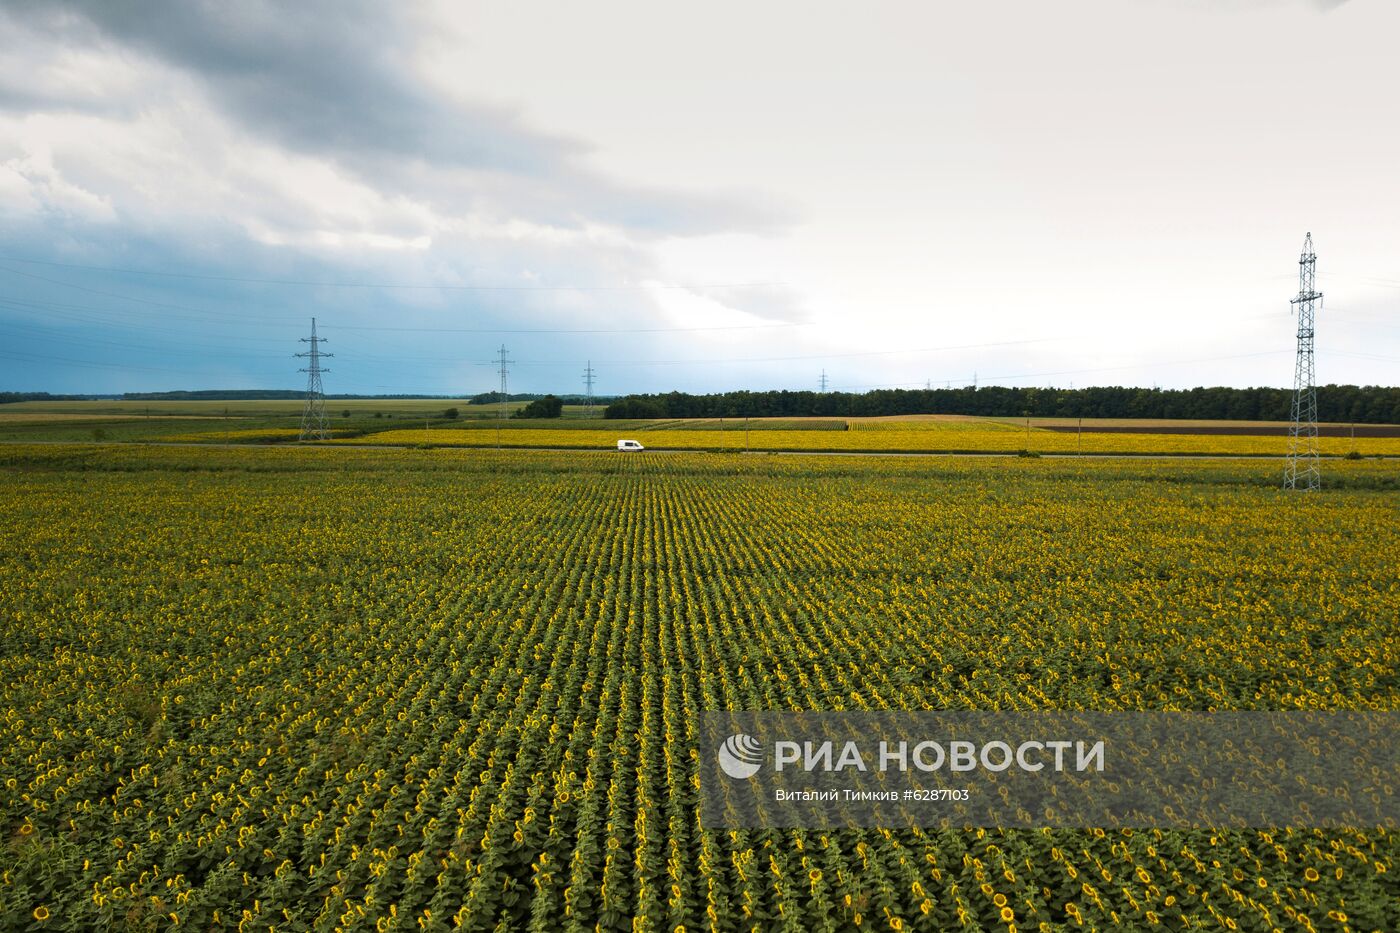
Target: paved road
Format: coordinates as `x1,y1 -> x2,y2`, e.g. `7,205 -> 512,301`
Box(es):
2,438 -> 1391,462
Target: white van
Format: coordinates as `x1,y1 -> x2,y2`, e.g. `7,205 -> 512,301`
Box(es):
616,439 -> 645,451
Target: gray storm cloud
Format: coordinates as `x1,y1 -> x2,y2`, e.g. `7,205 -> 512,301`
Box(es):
1,0 -> 793,239
12,1 -> 573,173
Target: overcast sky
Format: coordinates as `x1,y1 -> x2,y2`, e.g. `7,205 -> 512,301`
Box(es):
1,0 -> 1396,396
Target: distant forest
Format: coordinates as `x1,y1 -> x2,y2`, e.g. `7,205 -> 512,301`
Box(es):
118,390 -> 456,401
0,392 -> 98,403
467,392 -> 614,405
0,390 -> 607,403
605,385 -> 1400,423
7,385 -> 1400,423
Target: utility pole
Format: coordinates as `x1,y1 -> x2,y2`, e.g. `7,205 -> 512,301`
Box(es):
296,317 -> 331,441
583,361 -> 596,418
1285,233 -> 1321,491
496,344 -> 511,449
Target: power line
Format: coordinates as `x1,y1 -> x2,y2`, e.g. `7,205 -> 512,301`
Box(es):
0,264 -> 288,322
14,250 -> 1400,296
1332,349 -> 1400,364
326,321 -> 803,334
287,336 -> 1071,369
498,336 -> 1068,368
7,249 -> 1392,396
0,319 -> 289,357
1318,271 -> 1400,290
0,271 -> 806,336
4,257 -> 1384,361
0,346 -> 286,378
0,254 -> 784,292
0,294 -> 291,336
0,292 -> 806,350
827,350 -> 1291,392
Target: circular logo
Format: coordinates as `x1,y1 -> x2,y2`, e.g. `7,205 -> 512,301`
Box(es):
717,733 -> 763,779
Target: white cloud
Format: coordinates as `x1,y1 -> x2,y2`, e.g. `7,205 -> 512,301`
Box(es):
0,140 -> 116,222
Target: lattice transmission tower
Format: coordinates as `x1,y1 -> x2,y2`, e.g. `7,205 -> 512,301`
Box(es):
497,345 -> 511,414
1284,233 -> 1321,491
495,344 -> 511,448
296,317 -> 332,441
819,369 -> 828,392
583,361 -> 596,417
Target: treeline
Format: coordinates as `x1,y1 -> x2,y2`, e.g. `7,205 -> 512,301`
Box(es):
605,385 -> 1400,423
468,392 -> 550,405
0,391 -> 98,403
512,395 -> 564,418
469,391 -> 617,405
121,390 -> 459,401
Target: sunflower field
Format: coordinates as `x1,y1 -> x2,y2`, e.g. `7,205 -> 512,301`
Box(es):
1,444 -> 1396,931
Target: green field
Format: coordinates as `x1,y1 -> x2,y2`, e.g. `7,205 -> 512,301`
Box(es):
1,444 -> 1396,930
0,398 -> 546,417
0,399 -> 605,444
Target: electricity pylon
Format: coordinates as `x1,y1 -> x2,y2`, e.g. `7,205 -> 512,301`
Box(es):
1284,233 -> 1321,491
496,344 -> 511,448
296,317 -> 332,441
